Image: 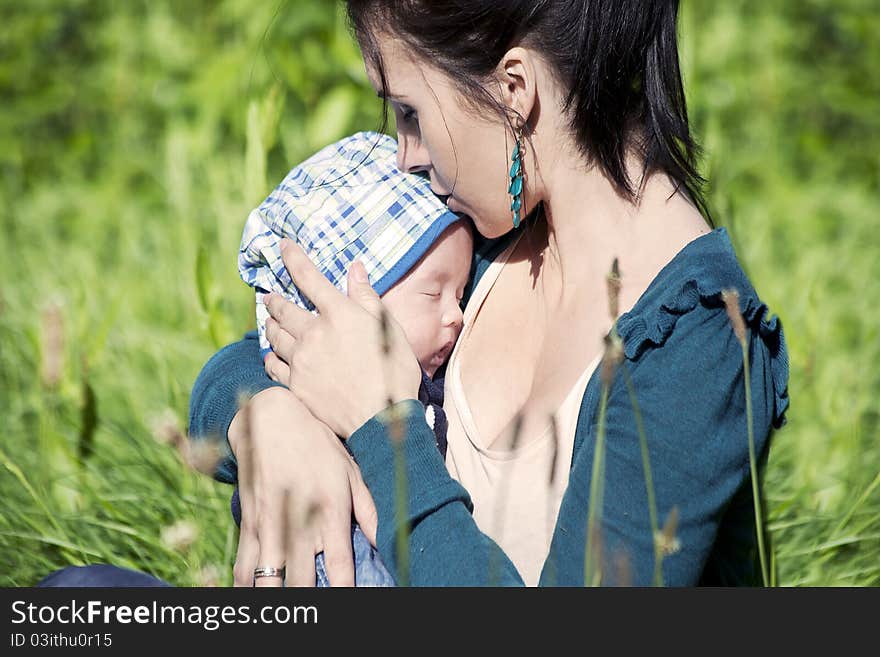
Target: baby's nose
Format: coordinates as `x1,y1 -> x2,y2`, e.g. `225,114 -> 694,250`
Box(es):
445,302 -> 464,332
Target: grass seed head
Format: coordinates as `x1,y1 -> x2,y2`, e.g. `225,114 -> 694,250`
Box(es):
184,439 -> 224,477
600,332 -> 625,387
548,414 -> 559,485
606,257 -> 622,320
161,520 -> 199,553
383,399 -> 406,444
508,412 -> 524,452
197,564 -> 221,587
655,506 -> 681,557
379,306 -> 391,356
612,549 -> 632,587
150,409 -> 185,450
40,302 -> 64,388
722,288 -> 747,343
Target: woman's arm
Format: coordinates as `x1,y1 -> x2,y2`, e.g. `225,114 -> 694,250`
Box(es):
347,400 -> 526,585
187,332 -> 378,587
187,330 -> 284,484
228,386 -> 378,587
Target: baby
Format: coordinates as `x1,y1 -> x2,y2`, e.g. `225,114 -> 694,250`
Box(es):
237,131 -> 473,586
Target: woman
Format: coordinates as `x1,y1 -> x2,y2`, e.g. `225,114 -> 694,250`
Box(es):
189,0 -> 789,587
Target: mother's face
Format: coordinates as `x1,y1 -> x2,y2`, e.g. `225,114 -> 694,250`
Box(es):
364,37 -> 517,239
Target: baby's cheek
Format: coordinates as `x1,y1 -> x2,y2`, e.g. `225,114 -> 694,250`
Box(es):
397,317 -> 436,367
413,342 -> 439,378
412,330 -> 439,365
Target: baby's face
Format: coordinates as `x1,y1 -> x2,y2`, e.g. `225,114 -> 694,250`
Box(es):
381,221 -> 473,379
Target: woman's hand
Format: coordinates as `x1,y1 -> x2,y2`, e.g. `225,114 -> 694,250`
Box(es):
228,386 -> 378,587
262,238 -> 422,439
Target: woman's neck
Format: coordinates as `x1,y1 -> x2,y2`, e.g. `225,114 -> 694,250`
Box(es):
532,150 -> 710,314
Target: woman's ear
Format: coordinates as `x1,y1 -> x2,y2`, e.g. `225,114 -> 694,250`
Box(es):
496,46 -> 539,128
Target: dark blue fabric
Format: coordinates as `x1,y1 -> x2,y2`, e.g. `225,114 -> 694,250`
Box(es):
418,368 -> 448,459
37,565 -> 170,587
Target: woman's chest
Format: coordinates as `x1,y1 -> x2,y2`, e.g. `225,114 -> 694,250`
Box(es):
456,260 -> 609,451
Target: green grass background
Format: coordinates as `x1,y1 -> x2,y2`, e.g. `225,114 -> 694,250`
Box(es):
1,0 -> 877,586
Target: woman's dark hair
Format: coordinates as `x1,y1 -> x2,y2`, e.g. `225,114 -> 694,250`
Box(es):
346,0 -> 708,216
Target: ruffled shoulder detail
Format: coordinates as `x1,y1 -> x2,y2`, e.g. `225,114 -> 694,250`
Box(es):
615,228 -> 790,429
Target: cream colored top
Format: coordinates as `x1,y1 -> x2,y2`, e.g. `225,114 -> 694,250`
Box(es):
443,232 -> 602,586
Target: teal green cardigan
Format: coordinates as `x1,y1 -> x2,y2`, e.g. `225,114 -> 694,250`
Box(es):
188,226 -> 790,586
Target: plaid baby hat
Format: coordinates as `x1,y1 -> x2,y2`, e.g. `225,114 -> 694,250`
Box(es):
239,131 -> 462,357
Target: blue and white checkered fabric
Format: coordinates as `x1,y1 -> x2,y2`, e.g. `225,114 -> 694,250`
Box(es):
239,131 -> 462,356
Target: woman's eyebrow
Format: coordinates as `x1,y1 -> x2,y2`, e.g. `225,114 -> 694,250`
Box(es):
376,89 -> 407,101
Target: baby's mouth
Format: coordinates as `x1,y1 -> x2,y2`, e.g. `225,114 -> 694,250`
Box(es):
433,340 -> 455,364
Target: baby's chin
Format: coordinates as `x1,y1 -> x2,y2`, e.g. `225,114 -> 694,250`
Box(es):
420,359 -> 439,380
419,353 -> 448,380
420,339 -> 457,380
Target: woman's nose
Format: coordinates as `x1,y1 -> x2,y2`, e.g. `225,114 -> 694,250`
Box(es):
396,131 -> 431,174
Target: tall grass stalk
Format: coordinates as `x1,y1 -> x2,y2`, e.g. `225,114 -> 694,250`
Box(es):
584,384 -> 608,586
723,289 -> 769,586
488,413 -> 523,585
380,307 -> 410,586
390,416 -> 410,587
0,447 -> 75,558
742,336 -> 770,586
621,364 -> 663,586
543,416 -> 560,587
585,258 -> 624,586
831,470 -> 880,538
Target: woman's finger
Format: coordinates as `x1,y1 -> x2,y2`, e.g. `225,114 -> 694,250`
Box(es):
320,503 -> 355,587
285,547 -> 317,588
264,292 -> 313,341
265,317 -> 298,367
263,351 -> 291,384
350,468 -> 379,548
278,238 -> 343,314
254,527 -> 287,588
346,260 -> 385,319
233,523 -> 260,587
285,514 -> 317,587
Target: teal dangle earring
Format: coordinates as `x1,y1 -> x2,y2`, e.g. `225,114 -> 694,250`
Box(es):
508,126 -> 525,229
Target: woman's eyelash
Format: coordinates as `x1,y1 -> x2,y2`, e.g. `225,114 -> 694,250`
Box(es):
401,106 -> 418,123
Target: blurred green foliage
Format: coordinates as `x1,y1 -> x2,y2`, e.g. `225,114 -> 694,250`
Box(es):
0,0 -> 877,586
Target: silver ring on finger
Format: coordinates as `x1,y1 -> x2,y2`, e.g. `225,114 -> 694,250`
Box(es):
253,565 -> 286,583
